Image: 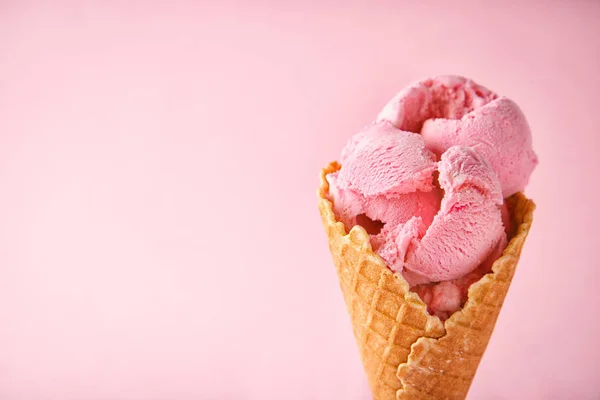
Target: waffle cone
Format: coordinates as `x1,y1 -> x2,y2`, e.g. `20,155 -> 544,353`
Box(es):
318,162 -> 535,400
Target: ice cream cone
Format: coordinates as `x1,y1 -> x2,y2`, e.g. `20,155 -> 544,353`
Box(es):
318,161 -> 535,400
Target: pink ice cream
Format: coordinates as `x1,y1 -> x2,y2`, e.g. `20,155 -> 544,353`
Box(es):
377,75 -> 538,197
327,75 -> 537,320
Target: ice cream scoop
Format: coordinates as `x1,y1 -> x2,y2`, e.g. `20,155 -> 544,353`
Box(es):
336,121 -> 437,197
327,75 -> 537,319
402,146 -> 505,285
328,124 -> 508,312
377,75 -> 538,197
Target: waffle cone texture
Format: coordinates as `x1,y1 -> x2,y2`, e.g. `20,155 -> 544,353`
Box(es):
317,162 -> 535,400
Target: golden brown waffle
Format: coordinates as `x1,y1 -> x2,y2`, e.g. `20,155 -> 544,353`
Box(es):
317,162 -> 535,400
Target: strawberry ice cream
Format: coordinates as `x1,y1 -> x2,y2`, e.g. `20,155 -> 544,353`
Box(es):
327,75 -> 537,320
377,75 -> 538,197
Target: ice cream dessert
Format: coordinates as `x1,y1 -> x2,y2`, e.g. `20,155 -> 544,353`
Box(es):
327,76 -> 537,319
317,76 -> 537,399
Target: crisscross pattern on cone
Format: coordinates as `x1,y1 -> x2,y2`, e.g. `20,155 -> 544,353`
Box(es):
318,162 -> 535,400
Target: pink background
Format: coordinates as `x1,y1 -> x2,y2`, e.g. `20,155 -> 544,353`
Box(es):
1,1 -> 599,399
